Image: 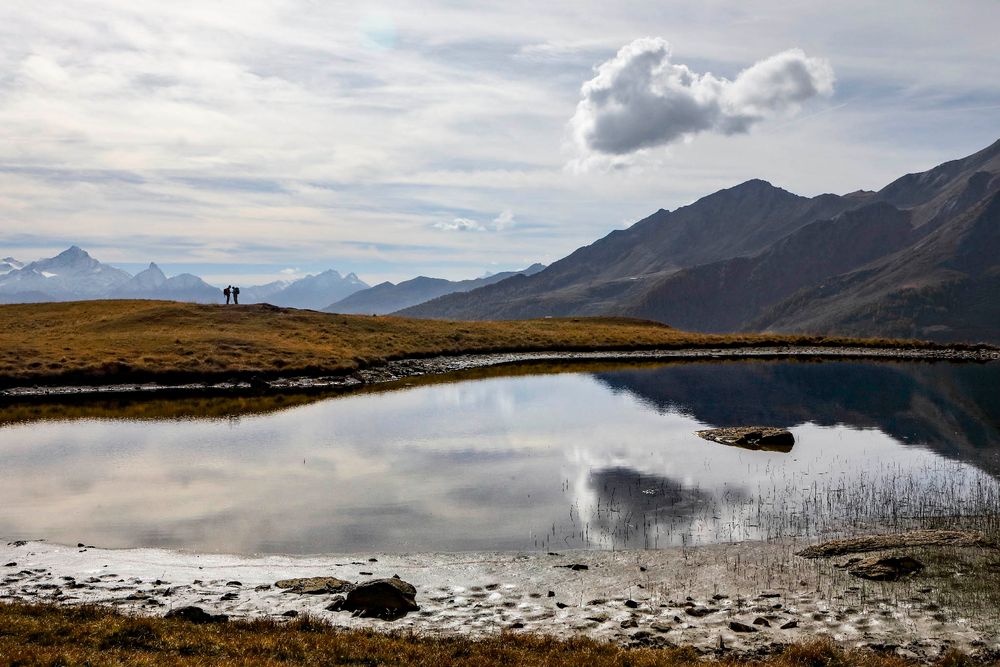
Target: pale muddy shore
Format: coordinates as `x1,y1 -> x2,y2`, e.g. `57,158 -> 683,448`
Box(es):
3,345 -> 999,399
3,540 -> 998,663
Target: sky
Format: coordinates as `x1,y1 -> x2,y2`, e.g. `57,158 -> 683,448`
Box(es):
1,0 -> 998,286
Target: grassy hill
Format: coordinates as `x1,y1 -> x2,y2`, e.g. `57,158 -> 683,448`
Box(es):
0,300 -> 941,388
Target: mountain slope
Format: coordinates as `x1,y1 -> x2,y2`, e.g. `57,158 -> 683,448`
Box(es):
751,186 -> 1000,342
621,202 -> 916,331
399,181 -> 871,320
328,264 -> 545,315
110,263 -> 168,297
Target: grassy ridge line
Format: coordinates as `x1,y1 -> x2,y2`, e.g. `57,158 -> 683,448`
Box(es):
0,300 -> 970,388
0,602 -> 976,666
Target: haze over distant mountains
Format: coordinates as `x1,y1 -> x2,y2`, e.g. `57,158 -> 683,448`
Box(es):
401,138 -> 1000,343
325,264 -> 546,315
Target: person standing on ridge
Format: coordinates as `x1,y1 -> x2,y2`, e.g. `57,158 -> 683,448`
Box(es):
223,285 -> 231,304
233,285 -> 240,305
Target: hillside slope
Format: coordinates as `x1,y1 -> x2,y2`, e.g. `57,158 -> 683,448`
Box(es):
399,181 -> 869,320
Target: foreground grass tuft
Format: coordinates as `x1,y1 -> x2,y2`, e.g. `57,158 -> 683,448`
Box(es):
0,602 -> 994,666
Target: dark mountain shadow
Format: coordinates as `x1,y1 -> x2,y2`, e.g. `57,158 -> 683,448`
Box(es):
591,360 -> 1000,476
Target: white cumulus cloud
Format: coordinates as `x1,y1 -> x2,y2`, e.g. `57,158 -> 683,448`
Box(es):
570,38 -> 834,163
434,210 -> 515,232
434,217 -> 486,232
492,209 -> 515,230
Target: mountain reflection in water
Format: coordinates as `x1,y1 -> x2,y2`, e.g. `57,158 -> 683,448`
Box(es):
593,361 -> 1000,475
0,360 -> 998,553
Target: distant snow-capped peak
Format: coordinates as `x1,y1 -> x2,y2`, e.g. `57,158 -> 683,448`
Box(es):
0,257 -> 24,275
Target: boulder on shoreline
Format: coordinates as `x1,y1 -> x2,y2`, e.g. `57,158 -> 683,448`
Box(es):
164,606 -> 228,624
327,577 -> 419,620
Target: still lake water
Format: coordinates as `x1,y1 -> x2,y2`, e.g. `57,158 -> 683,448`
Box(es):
1,360 -> 999,554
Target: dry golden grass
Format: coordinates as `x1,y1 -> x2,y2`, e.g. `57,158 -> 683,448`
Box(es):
0,602 -> 988,667
0,300 -> 944,387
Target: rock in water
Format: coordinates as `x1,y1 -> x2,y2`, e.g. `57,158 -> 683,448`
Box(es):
696,427 -> 794,452
275,576 -> 355,594
164,606 -> 228,624
329,577 -> 419,620
849,556 -> 924,581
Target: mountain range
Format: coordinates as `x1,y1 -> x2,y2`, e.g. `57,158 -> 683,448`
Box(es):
0,247 -> 545,313
400,138 -> 1000,343
0,248 -> 372,310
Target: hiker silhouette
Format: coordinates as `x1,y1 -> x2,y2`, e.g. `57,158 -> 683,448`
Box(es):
223,285 -> 231,304
233,286 -> 240,305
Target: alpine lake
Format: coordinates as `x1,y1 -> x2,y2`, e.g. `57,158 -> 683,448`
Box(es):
2,359 -> 999,555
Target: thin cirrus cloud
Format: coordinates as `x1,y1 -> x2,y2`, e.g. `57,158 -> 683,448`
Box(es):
570,38 -> 835,165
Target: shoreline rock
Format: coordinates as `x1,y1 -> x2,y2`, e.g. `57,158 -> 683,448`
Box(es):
327,577 -> 419,620
796,530 -> 998,558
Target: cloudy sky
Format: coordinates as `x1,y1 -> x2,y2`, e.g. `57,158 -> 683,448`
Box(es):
1,1 -> 998,286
